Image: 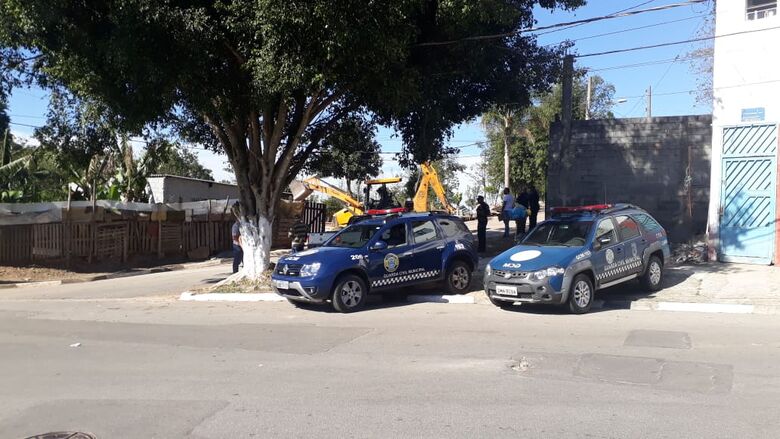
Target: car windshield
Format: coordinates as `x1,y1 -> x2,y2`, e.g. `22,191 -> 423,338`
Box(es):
324,224 -> 382,248
523,220 -> 593,247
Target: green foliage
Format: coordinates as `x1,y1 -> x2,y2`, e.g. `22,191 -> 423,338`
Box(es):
403,157 -> 465,209
305,115 -> 382,195
482,73 -> 615,194
154,147 -> 214,181
1,0 -> 583,222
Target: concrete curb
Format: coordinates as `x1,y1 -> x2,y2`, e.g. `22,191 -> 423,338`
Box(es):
1,258 -> 232,289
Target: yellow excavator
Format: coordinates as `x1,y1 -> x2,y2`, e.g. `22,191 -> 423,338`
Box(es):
289,162 -> 455,227
413,162 -> 456,214
289,177 -> 365,227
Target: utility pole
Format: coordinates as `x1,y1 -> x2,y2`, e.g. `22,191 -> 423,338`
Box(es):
503,112 -> 510,190
585,76 -> 592,120
646,85 -> 652,118
559,54 -> 575,205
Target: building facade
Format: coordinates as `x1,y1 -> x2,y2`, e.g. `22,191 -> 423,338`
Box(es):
707,0 -> 780,264
547,116 -> 712,243
146,175 -> 239,204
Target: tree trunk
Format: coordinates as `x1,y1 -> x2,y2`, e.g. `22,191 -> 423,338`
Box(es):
237,215 -> 273,280
503,120 -> 510,189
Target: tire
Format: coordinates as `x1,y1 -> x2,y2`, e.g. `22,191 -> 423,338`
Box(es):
331,274 -> 368,313
567,274 -> 594,314
641,256 -> 664,291
444,260 -> 472,295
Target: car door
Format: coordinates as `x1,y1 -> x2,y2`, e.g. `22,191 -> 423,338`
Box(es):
615,215 -> 645,276
367,222 -> 415,289
591,216 -> 625,286
411,219 -> 445,280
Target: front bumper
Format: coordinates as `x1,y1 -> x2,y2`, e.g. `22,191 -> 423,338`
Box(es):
271,275 -> 330,303
484,272 -> 566,304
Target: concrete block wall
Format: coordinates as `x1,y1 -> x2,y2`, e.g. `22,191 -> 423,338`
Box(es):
547,115 -> 712,243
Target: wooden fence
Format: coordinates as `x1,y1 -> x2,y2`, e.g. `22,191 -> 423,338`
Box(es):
0,219 -> 233,264
0,200 -> 328,264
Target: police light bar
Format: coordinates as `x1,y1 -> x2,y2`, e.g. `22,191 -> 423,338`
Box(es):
550,204 -> 613,215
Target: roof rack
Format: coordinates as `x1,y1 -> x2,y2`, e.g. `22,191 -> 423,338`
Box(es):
549,204 -> 612,216
601,203 -> 638,215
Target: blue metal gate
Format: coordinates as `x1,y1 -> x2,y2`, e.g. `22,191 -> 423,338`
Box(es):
719,124 -> 777,264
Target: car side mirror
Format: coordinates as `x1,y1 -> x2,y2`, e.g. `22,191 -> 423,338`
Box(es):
370,241 -> 388,252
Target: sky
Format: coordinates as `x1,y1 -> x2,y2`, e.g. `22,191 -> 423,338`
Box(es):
6,0 -> 713,197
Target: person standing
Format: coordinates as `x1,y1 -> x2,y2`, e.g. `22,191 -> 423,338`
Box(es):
501,187 -> 514,238
289,215 -> 309,253
475,195 -> 490,253
528,185 -> 540,229
231,216 -> 243,274
516,185 -> 530,235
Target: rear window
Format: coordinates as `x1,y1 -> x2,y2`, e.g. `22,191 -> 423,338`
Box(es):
615,215 -> 641,240
633,213 -> 663,233
412,220 -> 439,244
437,218 -> 468,238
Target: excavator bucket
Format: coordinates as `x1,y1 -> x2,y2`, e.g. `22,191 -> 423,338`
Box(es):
289,180 -> 313,201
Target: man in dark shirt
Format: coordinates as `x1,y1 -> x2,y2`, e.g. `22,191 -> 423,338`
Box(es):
527,185 -> 541,229
475,195 -> 490,253
516,185 -> 530,234
289,215 -> 309,253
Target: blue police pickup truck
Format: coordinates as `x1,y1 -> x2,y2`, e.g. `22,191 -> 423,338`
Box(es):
484,204 -> 671,314
272,212 -> 479,312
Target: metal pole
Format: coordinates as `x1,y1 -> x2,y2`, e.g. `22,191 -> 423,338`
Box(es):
646,85 -> 652,118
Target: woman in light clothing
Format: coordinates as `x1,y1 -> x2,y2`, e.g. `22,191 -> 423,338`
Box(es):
501,187 -> 514,238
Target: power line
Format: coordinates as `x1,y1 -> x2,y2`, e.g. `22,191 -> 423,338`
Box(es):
587,54 -> 708,72
577,24 -> 780,58
534,0 -> 658,37
414,1 -> 706,47
545,14 -> 707,46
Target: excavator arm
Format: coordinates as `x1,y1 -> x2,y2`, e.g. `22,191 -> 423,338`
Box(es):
413,162 -> 456,214
290,177 -> 364,213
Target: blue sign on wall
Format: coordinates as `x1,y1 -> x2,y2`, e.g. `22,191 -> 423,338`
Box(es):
741,107 -> 765,122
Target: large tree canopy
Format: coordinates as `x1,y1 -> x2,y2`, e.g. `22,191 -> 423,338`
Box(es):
1,0 -> 583,278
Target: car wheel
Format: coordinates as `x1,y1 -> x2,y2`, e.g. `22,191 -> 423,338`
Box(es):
331,274 -> 367,313
641,256 -> 664,291
567,274 -> 594,314
445,261 -> 472,294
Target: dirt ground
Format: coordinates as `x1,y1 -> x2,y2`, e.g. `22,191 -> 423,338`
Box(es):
0,255 -> 208,284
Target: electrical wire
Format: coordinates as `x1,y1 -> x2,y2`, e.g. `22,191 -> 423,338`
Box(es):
577,24 -> 780,58
414,1 -> 706,47
534,0 -> 658,37
544,15 -> 707,46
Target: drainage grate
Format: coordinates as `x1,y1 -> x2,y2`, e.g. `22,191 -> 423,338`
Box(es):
25,433 -> 97,439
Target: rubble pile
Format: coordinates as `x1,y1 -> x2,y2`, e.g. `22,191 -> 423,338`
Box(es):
672,240 -> 708,265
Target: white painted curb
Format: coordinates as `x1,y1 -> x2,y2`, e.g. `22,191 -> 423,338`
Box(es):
631,301 -> 754,314
179,291 -> 285,302
406,294 -> 476,304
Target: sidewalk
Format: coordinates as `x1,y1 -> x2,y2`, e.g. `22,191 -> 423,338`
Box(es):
601,262 -> 780,313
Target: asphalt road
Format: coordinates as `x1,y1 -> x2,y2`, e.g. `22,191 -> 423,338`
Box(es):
1,268 -> 779,438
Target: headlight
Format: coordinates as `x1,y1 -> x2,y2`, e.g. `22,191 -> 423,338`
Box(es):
300,262 -> 321,277
533,267 -> 565,280
485,265 -> 492,276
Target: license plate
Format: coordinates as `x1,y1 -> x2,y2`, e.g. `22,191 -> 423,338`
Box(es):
496,285 -> 518,296
275,280 -> 289,290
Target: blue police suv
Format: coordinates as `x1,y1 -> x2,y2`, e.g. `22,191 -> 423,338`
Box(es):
484,204 -> 671,314
272,213 -> 479,312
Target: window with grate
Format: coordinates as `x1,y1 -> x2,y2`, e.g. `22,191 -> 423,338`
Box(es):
747,0 -> 777,20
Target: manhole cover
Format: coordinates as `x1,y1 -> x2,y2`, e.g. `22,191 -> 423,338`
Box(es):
24,433 -> 96,439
